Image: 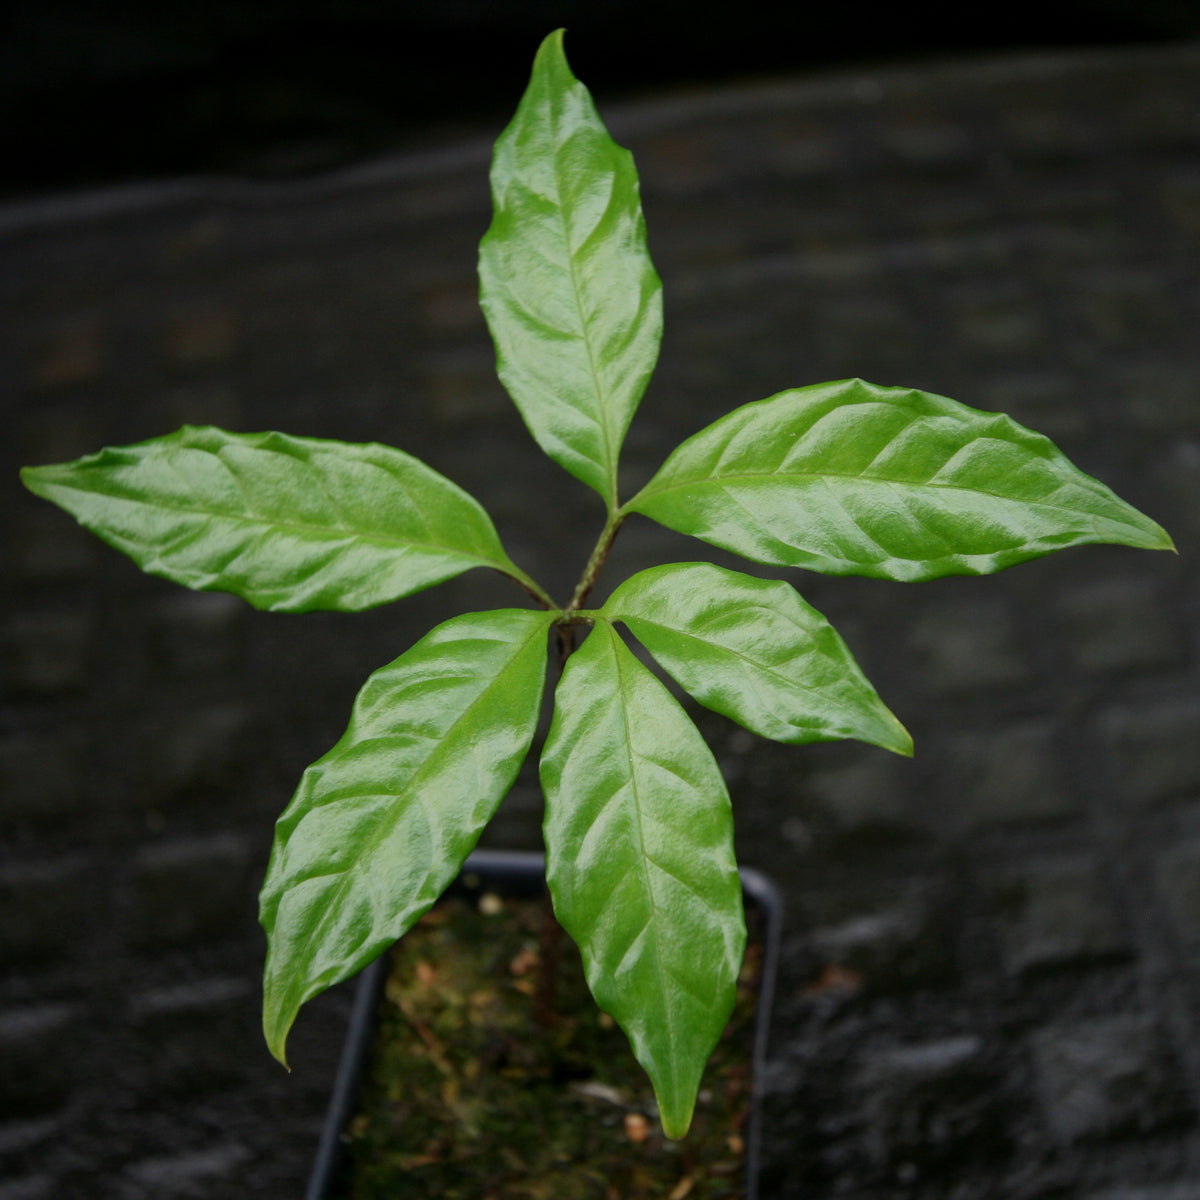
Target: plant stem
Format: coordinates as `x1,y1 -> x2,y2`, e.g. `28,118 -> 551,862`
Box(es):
564,510 -> 625,613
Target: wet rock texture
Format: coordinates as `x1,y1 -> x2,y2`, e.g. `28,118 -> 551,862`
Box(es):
2,42 -> 1199,1199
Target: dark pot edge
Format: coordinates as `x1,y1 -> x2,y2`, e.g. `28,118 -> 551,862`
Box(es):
305,849 -> 783,1200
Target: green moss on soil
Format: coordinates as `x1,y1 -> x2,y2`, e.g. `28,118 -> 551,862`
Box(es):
338,890 -> 761,1199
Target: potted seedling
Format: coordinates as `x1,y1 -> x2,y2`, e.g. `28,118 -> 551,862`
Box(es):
21,27 -> 1173,1193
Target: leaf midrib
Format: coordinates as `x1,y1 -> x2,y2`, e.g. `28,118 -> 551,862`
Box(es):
631,468 -> 1137,525
552,124 -> 619,506
605,625 -> 679,1091
620,610 -> 864,719
53,481 -> 507,570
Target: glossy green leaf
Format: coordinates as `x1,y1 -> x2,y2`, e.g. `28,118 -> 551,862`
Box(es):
20,425 -> 535,612
478,29 -> 663,507
626,378 -> 1175,581
600,562 -> 912,755
259,608 -> 554,1064
540,619 -> 745,1138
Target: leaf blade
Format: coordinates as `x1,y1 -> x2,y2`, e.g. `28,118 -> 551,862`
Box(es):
602,562 -> 912,755
478,29 -> 662,505
626,379 -> 1174,580
540,620 -> 745,1137
259,608 -> 554,1064
21,426 -> 526,611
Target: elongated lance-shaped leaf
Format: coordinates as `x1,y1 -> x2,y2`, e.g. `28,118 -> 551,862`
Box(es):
600,562 -> 912,755
259,608 -> 554,1064
479,29 -> 663,508
626,379 -> 1175,581
541,619 -> 745,1138
21,426 -> 543,613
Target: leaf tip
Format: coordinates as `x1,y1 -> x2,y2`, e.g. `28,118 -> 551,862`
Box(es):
266,1029 -> 292,1073
891,728 -> 916,759
887,714 -> 915,758
536,27 -> 570,71
19,463 -> 51,494
659,1106 -> 694,1141
866,705 -> 913,758
263,995 -> 296,1072
1117,507 -> 1175,555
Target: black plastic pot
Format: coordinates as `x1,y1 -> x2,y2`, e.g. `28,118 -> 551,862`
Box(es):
306,848 -> 781,1200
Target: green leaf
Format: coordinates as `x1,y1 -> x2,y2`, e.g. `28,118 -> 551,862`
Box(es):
600,562 -> 912,755
626,378 -> 1175,581
540,619 -> 745,1138
21,426 -> 535,612
478,28 -> 663,508
258,608 -> 554,1065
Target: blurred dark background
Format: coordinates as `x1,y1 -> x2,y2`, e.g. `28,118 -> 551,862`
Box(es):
4,0 -> 1200,199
